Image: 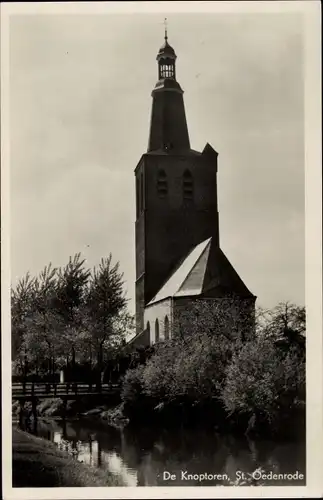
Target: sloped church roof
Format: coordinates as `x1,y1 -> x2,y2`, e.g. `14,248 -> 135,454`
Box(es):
147,238 -> 255,306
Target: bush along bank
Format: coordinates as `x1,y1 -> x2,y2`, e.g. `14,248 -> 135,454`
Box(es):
120,330 -> 305,439
12,393 -> 127,425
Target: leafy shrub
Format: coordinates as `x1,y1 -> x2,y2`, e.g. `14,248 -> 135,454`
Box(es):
37,398 -> 65,417
121,365 -> 146,409
142,340 -> 178,401
121,333 -> 235,417
220,336 -> 305,433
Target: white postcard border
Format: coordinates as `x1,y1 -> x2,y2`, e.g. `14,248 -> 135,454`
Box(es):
1,1 -> 322,498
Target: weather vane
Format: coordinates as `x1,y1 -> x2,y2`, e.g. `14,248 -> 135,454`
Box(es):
164,17 -> 168,41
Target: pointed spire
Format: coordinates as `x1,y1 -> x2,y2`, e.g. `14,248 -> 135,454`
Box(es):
148,23 -> 190,152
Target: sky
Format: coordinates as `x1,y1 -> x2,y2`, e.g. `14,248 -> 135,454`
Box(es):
9,9 -> 305,313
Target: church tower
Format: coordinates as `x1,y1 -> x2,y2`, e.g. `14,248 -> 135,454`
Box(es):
134,28 -> 221,333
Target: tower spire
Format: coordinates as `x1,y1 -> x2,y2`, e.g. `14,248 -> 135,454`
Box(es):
147,26 -> 190,153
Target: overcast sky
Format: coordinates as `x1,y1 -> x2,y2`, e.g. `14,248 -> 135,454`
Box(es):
10,9 -> 305,312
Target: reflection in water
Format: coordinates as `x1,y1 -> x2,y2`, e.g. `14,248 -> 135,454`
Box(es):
31,419 -> 305,487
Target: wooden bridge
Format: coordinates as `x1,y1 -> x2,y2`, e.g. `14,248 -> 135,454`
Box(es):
13,382 -> 122,427
12,382 -> 121,401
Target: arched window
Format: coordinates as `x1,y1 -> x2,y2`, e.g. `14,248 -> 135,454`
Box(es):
146,321 -> 151,342
155,319 -> 160,343
160,62 -> 175,79
183,169 -> 194,201
164,316 -> 170,340
157,169 -> 168,198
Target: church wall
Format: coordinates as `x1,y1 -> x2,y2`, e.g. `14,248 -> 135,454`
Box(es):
144,153 -> 218,210
135,276 -> 145,333
135,214 -> 145,279
143,299 -> 172,344
135,157 -> 146,332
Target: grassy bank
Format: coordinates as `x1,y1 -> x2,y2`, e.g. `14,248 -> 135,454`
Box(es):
12,427 -> 124,487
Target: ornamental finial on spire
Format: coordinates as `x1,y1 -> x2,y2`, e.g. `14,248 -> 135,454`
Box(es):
157,18 -> 176,63
164,17 -> 168,41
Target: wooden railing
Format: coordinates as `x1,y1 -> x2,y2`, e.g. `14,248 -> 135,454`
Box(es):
12,382 -> 121,399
